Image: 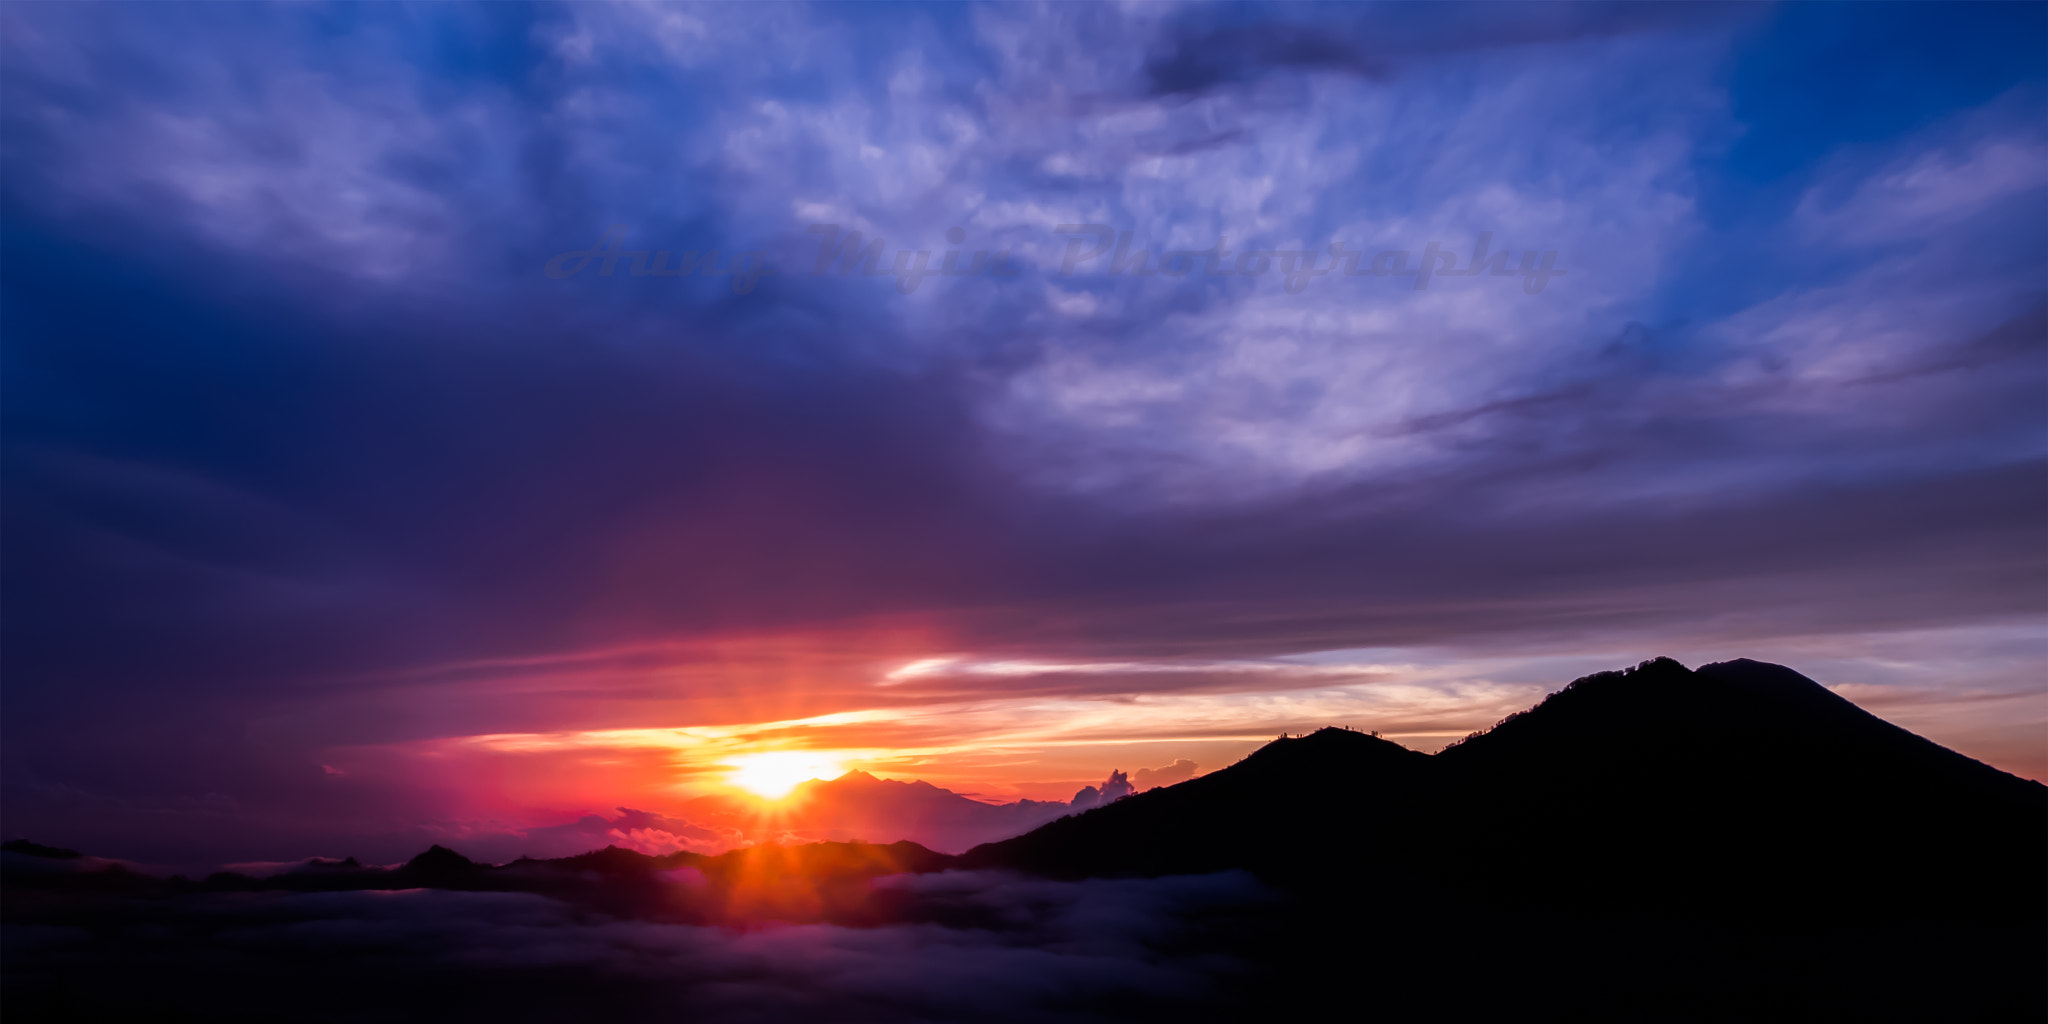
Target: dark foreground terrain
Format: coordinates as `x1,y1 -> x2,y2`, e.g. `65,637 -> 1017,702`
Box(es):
7,659 -> 2043,1022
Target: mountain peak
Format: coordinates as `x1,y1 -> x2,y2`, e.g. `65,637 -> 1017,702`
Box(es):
1236,724 -> 1427,772
966,655 -> 2044,926
1437,656 -> 1878,763
400,845 -> 485,886
406,844 -> 473,868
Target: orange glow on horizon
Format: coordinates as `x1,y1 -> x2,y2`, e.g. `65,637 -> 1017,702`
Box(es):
304,629 -> 2048,860
723,751 -> 848,800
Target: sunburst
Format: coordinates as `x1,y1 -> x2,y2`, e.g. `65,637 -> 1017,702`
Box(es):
723,750 -> 846,800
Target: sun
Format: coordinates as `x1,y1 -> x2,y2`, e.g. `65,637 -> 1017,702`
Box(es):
723,751 -> 846,801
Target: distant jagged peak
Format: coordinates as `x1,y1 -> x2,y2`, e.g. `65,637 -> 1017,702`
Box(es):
783,771 -> 921,805
800,770 -> 942,794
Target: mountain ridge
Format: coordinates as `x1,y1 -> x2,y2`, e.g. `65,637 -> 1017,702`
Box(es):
10,657 -> 2041,928
961,656 -> 2046,926
668,764 -> 1125,854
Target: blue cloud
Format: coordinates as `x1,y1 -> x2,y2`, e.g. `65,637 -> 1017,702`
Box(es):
2,2 -> 2041,863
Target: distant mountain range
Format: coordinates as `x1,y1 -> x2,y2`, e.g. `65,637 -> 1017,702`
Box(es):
11,657 -> 2040,926
667,766 -> 1133,855
8,658 -> 2042,1020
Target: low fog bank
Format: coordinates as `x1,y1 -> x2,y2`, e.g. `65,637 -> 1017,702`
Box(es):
4,867 -> 1272,1024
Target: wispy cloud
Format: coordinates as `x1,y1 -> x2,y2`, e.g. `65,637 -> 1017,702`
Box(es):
2,2 -> 2040,865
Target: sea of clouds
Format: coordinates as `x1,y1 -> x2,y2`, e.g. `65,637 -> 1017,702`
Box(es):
5,868 -> 1275,1023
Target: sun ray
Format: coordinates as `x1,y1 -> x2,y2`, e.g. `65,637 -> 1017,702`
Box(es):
723,751 -> 846,801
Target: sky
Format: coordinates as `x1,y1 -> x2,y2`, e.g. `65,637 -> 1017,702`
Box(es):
2,2 -> 2044,868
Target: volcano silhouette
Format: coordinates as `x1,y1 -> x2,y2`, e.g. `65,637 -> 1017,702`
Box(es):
7,658 -> 2041,1021
964,657 -> 2046,925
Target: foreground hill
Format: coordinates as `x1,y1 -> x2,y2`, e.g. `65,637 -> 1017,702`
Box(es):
958,656 -> 2045,1020
966,657 -> 2046,925
12,657 -> 2040,927
960,723 -> 1431,881
1428,657 -> 2044,922
7,658 -> 2042,1021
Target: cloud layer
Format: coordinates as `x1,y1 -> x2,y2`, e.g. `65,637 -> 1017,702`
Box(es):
6,867 -> 1272,1023
1,3 -> 2042,864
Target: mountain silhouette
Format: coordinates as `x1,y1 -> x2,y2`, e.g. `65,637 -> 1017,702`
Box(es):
1426,657 -> 2045,922
675,766 -> 1104,853
960,723 -> 1431,880
7,658 -> 2041,1020
394,844 -> 489,889
963,657 -> 2046,925
956,657 -> 2045,1020
783,769 -> 1074,829
11,657 -> 2036,925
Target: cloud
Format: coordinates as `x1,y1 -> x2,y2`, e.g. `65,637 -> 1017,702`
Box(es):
512,807 -> 740,859
1069,770 -> 1134,811
0,3 -> 2042,866
1140,3 -> 1747,97
1133,759 -> 1200,790
4,869 -> 1275,1023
